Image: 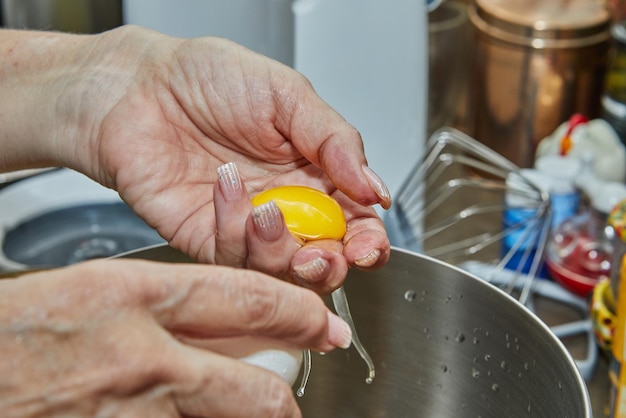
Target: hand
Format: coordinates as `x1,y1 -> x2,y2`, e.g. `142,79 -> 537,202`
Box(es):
0,259 -> 352,418
213,161 -> 386,293
0,25 -> 391,291
89,27 -> 391,291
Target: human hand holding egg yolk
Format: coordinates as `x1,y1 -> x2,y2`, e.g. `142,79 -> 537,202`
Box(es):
236,187 -> 348,391
252,186 -> 376,389
251,186 -> 347,242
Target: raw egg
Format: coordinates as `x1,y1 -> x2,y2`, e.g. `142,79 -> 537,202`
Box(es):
251,185 -> 346,241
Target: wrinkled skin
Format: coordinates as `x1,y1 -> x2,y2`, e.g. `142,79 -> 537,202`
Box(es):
0,259 -> 350,418
29,25 -> 391,292
0,25 -> 393,417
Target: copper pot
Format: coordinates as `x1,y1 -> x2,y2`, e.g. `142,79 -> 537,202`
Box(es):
467,0 -> 611,168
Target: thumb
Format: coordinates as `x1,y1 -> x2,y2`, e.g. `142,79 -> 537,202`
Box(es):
171,344 -> 302,418
277,80 -> 391,209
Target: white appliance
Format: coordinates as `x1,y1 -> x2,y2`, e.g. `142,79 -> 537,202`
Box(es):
0,169 -> 164,272
123,0 -> 428,210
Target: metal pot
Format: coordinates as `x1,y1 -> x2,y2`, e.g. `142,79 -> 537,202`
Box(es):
467,0 -> 611,168
119,244 -> 591,417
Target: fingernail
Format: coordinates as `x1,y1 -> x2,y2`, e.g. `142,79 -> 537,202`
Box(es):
252,201 -> 284,241
292,257 -> 329,283
362,165 -> 391,210
327,312 -> 352,349
355,249 -> 381,268
217,162 -> 243,201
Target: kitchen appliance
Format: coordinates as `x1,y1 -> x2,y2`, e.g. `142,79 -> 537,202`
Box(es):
118,243 -> 592,417
0,169 -> 165,272
122,0 -> 428,204
468,0 -> 612,168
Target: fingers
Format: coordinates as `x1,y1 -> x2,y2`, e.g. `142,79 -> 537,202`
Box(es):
117,398 -> 181,418
213,162 -> 253,267
334,191 -> 391,271
246,200 -> 301,279
244,195 -> 350,293
171,345 -> 302,418
290,240 -> 348,294
214,162 -> 389,290
112,259 -> 352,352
122,332 -> 303,418
215,162 -> 302,277
5,260 -> 343,418
273,75 -> 392,210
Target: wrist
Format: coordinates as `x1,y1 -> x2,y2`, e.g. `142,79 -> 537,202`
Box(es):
0,26 -> 164,178
0,29 -> 87,172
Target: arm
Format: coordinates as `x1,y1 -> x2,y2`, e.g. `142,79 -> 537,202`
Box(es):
0,28 -> 121,173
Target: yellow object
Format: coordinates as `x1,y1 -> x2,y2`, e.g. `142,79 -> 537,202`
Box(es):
591,278 -> 616,353
251,185 -> 347,241
610,255 -> 626,417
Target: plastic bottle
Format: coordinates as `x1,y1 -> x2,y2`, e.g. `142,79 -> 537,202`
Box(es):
535,155 -> 582,230
546,181 -> 626,296
501,169 -> 550,275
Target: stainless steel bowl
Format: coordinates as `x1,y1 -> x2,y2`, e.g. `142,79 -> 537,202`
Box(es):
119,245 -> 591,417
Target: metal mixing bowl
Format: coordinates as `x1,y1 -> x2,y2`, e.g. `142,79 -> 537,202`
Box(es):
119,245 -> 591,417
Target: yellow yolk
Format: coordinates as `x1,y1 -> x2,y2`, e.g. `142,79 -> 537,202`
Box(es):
251,185 -> 347,241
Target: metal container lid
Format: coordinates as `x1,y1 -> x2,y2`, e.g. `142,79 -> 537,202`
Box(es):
470,0 -> 611,48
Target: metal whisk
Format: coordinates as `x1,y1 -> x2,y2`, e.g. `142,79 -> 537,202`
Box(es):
384,127 -> 597,380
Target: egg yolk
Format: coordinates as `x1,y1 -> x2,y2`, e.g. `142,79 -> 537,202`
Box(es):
251,185 -> 347,241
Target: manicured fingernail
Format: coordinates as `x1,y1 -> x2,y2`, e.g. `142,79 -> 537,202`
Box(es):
217,162 -> 243,201
327,312 -> 352,349
362,165 -> 391,209
293,257 -> 329,283
252,201 -> 284,241
355,249 -> 381,268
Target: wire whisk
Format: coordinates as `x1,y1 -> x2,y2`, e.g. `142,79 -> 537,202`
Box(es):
384,127 -> 597,380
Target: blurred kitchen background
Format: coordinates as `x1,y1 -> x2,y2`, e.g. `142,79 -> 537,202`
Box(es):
5,0 -> 626,416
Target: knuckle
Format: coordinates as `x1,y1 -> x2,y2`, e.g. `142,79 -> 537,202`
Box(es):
290,289 -> 329,341
237,271 -> 328,345
75,259 -> 160,308
298,291 -> 328,340
238,276 -> 280,330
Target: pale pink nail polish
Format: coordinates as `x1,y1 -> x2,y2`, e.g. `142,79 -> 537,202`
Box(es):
293,257 -> 329,283
217,162 -> 243,201
362,165 -> 392,209
252,201 -> 284,241
327,312 -> 352,349
355,249 -> 381,268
